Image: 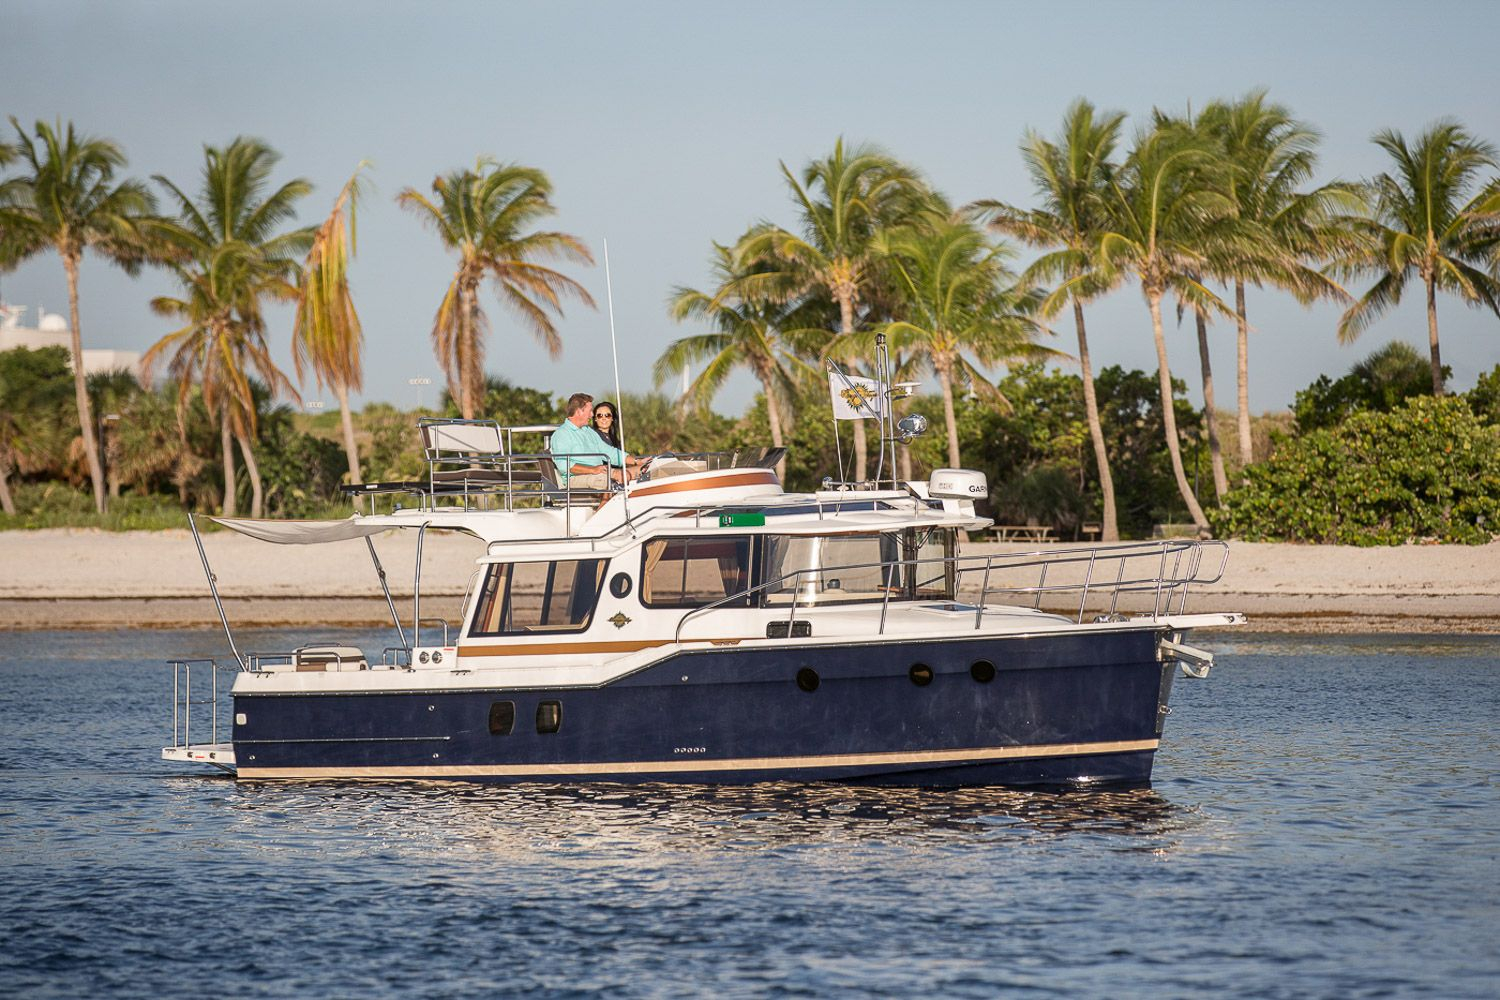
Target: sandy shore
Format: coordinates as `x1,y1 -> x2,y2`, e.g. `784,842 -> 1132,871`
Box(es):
1,528 -> 1497,633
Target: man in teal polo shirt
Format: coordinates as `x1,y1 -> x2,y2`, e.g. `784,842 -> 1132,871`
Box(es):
552,392 -> 641,488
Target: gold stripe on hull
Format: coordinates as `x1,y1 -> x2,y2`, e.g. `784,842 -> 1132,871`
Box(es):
235,738 -> 1158,779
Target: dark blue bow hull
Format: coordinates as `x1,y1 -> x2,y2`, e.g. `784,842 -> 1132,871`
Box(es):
232,628 -> 1178,788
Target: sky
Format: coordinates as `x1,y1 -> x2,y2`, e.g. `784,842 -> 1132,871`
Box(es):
5,0 -> 1500,418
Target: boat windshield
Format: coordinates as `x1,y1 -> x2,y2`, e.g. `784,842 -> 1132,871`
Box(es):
761,529 -> 953,606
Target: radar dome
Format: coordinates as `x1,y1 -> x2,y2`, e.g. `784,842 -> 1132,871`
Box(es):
38,313 -> 68,332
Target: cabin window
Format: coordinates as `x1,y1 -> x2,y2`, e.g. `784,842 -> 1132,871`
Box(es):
640,536 -> 753,608
760,529 -> 954,606
468,559 -> 606,636
536,701 -> 562,734
488,701 -> 515,735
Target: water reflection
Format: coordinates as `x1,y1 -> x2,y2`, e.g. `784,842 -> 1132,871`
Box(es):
203,779 -> 1188,858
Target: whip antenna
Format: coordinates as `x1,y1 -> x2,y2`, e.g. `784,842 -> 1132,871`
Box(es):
603,238 -> 626,457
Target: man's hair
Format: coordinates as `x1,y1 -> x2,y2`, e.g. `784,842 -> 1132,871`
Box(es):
565,392 -> 594,417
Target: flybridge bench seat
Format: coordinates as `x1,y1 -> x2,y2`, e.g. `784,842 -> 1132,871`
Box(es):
339,418 -> 615,507
339,417 -> 788,507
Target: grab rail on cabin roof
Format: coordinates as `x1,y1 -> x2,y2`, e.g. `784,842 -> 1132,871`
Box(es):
672,539 -> 1230,642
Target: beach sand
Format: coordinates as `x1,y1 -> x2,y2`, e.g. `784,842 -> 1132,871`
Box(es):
1,529 -> 1497,633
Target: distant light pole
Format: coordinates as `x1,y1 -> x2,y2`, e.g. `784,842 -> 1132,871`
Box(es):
408,376 -> 433,413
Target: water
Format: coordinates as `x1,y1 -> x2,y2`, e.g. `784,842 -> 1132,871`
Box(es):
1,629 -> 1497,998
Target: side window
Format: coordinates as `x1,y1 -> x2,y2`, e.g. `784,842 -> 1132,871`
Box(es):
640,536 -> 753,608
536,701 -> 562,734
488,702 -> 515,735
469,560 -> 606,636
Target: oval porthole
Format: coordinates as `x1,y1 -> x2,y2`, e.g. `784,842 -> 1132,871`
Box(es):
909,663 -> 934,687
610,573 -> 632,598
796,667 -> 820,692
970,660 -> 996,684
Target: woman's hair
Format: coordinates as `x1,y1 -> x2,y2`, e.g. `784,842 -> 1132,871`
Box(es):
591,400 -> 621,449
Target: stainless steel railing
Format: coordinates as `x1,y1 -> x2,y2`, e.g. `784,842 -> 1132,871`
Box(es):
674,539 -> 1229,642
168,658 -> 235,750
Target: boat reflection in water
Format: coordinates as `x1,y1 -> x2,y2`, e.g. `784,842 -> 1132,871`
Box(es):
208,779 -> 1184,855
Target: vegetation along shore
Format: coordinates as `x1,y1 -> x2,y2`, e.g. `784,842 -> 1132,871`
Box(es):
2,93 -> 1498,565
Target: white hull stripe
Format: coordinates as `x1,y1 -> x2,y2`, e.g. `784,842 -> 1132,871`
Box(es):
235,738 -> 1158,779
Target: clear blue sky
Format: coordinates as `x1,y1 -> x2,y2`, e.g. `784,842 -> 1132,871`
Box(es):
5,0 -> 1499,415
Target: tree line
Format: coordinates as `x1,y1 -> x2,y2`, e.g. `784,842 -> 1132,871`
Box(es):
2,92 -> 1498,540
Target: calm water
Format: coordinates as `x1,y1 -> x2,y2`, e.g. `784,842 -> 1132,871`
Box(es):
1,629 -> 1497,999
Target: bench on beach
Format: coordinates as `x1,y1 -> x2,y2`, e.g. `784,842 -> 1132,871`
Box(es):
989,524 -> 1056,544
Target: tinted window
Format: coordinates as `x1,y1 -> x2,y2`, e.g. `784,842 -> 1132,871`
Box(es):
536,701 -> 562,734
640,536 -> 753,608
469,560 -> 606,636
488,701 -> 515,735
760,530 -> 954,606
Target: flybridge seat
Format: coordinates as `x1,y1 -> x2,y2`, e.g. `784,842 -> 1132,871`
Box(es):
338,417 -> 786,508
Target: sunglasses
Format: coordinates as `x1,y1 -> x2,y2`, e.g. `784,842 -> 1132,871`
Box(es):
596,412 -> 614,421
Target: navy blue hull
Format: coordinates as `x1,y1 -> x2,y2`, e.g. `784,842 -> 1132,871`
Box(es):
232,629 -> 1176,788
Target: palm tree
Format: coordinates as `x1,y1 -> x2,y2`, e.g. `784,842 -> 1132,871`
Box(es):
864,216 -> 1049,471
1335,120 -> 1500,395
397,159 -> 595,419
658,239 -> 820,480
1097,125 -> 1238,533
738,139 -> 928,481
1198,91 -> 1358,470
143,137 -> 310,517
294,163 -> 368,490
85,367 -> 142,498
0,118 -> 154,513
972,99 -> 1127,540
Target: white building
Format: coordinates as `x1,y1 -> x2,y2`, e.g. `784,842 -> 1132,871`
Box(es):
0,302 -> 143,379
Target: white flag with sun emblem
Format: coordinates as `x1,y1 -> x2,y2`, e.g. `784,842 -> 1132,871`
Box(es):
827,369 -> 885,420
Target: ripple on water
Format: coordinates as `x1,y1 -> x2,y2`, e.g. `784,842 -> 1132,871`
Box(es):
0,629 -> 1497,998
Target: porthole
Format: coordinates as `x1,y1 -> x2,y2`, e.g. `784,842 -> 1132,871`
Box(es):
909,663 -> 934,687
796,668 -> 820,693
488,701 -> 515,736
970,660 -> 996,684
536,700 -> 562,734
610,573 -> 632,599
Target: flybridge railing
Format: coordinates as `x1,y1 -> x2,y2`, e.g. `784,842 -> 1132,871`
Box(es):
673,539 -> 1230,641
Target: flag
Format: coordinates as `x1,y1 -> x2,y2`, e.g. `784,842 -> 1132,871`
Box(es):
828,370 -> 885,420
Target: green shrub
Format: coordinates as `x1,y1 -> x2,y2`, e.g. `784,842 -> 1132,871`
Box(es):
0,482 -> 198,531
1212,395 -> 1500,545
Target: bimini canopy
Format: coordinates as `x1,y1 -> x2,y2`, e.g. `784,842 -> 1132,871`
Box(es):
208,516 -> 394,545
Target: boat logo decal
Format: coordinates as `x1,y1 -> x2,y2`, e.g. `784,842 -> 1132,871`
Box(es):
609,612 -> 632,629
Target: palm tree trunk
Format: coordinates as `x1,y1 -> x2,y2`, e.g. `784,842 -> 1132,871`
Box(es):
1074,298 -> 1118,542
936,361 -> 962,471
761,376 -> 787,482
1148,293 -> 1209,532
0,459 -> 15,516
220,414 -> 238,517
837,292 -> 867,482
1194,307 -> 1229,501
459,282 -> 479,419
1426,274 -> 1444,396
1235,281 -> 1253,474
62,253 -> 107,514
237,430 -> 264,519
336,382 -> 362,485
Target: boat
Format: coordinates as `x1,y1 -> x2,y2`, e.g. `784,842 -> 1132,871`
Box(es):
162,354 -> 1243,787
